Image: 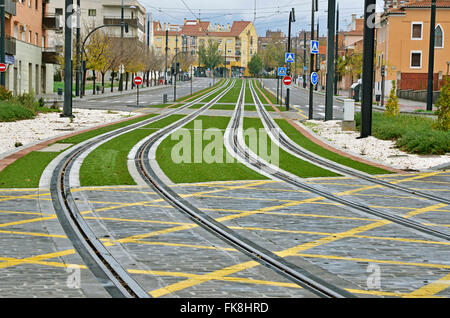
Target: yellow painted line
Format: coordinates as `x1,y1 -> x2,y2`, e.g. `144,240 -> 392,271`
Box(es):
130,240 -> 236,252
0,210 -> 55,216
403,203 -> 447,218
0,229 -> 66,239
407,273 -> 450,298
423,223 -> 450,228
83,216 -> 187,226
410,188 -> 450,192
0,216 -> 58,228
297,253 -> 450,270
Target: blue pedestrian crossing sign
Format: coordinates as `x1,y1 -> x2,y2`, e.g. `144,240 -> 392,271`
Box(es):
277,67 -> 287,76
311,72 -> 319,85
311,40 -> 319,54
285,53 -> 295,63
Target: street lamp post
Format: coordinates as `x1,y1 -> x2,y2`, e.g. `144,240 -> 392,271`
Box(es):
119,0 -> 124,92
286,8 -> 295,111
325,0 -> 336,121
63,0 -> 73,117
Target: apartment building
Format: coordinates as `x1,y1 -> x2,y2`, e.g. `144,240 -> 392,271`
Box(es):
376,0 -> 450,98
47,0 -> 147,50
153,19 -> 258,77
2,0 -> 56,95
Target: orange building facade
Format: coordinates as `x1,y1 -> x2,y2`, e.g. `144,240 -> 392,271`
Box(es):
2,0 -> 57,95
375,0 -> 450,98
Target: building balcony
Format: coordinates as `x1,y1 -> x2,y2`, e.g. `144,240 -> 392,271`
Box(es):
42,14 -> 63,31
103,17 -> 145,32
5,0 -> 16,16
42,48 -> 61,64
5,36 -> 16,55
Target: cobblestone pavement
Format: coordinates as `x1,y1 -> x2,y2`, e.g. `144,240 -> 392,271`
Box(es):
0,171 -> 449,298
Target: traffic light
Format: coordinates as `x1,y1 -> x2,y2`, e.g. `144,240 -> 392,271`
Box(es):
125,23 -> 129,33
176,63 -> 180,74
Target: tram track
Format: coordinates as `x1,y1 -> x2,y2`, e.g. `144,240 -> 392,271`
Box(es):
48,79 -> 232,298
251,80 -> 450,206
134,79 -> 354,298
225,79 -> 450,243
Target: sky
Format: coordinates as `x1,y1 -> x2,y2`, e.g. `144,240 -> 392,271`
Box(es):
140,0 -> 385,36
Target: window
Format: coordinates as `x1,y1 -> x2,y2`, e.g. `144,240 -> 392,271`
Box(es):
412,23 -> 422,40
35,33 -> 38,45
410,51 -> 422,68
55,8 -> 63,15
435,25 -> 444,48
88,9 -> 96,17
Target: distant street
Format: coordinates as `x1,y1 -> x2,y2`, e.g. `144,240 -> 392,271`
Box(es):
261,78 -> 345,120
72,77 -> 213,112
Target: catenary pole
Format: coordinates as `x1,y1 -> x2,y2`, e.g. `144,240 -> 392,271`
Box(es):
63,0 -> 73,117
325,0 -> 336,121
426,0 -> 437,111
360,0 -> 376,138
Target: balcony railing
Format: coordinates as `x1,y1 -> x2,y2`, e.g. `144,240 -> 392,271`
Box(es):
5,36 -> 16,55
43,14 -> 63,30
42,48 -> 61,64
103,17 -> 145,32
5,0 -> 16,16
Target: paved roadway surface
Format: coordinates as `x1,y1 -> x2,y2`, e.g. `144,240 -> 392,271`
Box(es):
0,79 -> 449,299
261,78 -> 345,120
71,77 -> 214,112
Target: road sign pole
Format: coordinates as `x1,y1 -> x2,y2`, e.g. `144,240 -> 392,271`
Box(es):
325,0 -> 336,121
308,0 -> 317,120
0,0 -> 5,87
277,76 -> 279,104
137,84 -> 139,106
286,9 -> 295,111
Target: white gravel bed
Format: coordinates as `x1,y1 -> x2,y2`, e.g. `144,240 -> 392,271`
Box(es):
303,120 -> 450,171
0,109 -> 137,155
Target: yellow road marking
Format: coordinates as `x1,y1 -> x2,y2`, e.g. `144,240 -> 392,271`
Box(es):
407,273 -> 450,298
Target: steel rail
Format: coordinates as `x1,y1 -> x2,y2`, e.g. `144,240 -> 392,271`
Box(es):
228,80 -> 450,242
49,79 -> 231,297
252,80 -> 450,205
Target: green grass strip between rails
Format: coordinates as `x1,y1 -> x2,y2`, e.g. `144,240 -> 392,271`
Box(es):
243,117 -> 340,178
80,114 -> 186,186
156,116 -> 267,183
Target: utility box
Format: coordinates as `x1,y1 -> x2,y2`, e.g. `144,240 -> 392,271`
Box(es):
163,93 -> 168,104
342,99 -> 356,131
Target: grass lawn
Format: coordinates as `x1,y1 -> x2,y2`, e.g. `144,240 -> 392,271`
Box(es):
0,101 -> 35,122
216,80 -> 243,104
80,114 -> 185,186
177,79 -> 225,102
275,119 -> 392,175
356,112 -> 449,155
53,81 -> 119,93
0,113 -> 158,188
243,117 -> 340,178
156,115 -> 267,183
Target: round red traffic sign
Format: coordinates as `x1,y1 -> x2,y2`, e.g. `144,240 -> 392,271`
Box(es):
133,76 -> 143,86
282,75 -> 292,87
0,63 -> 7,72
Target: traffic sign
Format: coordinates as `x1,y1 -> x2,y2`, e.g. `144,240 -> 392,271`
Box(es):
0,63 -> 6,72
134,76 -> 143,86
285,53 -> 295,63
283,76 -> 293,87
311,72 -> 318,86
277,67 -> 287,77
311,40 -> 319,54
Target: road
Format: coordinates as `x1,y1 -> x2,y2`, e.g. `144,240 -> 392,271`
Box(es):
261,78 -> 346,120
71,77 -> 214,112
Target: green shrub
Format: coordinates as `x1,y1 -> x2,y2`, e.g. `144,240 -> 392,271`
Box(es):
385,80 -> 399,117
434,79 -> 450,131
396,129 -> 450,155
0,101 -> 35,122
0,85 -> 13,101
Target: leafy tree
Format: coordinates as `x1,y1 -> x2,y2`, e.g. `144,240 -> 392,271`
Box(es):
259,36 -> 285,73
434,79 -> 450,131
248,54 -> 263,77
385,80 -> 399,117
84,31 -> 111,94
198,39 -> 222,76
